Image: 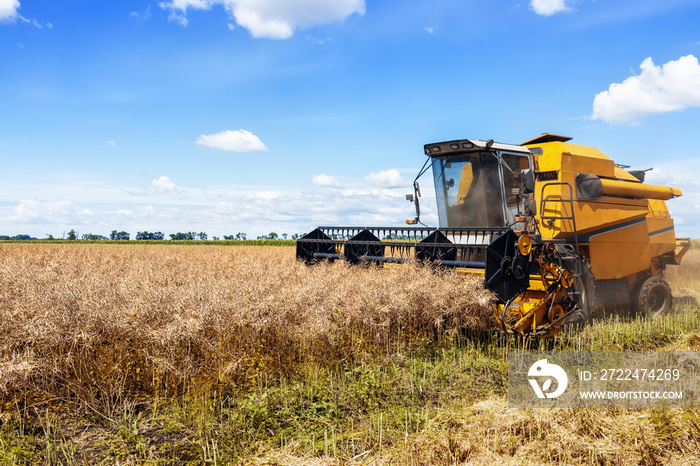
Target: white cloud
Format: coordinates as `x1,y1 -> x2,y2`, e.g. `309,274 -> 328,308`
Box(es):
11,202 -> 39,221
0,178 -> 437,239
107,140 -> 117,147
1,1 -> 49,29
7,200 -> 87,223
364,169 -> 406,188
152,176 -> 181,192
424,26 -> 434,34
0,0 -> 20,22
592,55 -> 700,125
158,0 -> 211,26
530,0 -> 571,16
21,16 -> 42,28
644,161 -> 700,237
311,174 -> 341,187
158,0 -> 365,39
130,5 -> 152,22
196,129 -> 268,152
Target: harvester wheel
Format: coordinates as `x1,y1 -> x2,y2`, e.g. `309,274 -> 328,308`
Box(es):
567,261 -> 594,327
636,276 -> 672,318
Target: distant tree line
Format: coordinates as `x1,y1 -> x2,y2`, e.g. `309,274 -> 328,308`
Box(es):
82,233 -> 108,240
137,231 -> 165,240
2,230 -> 304,241
223,233 -> 247,240
0,234 -> 37,240
111,230 -> 130,240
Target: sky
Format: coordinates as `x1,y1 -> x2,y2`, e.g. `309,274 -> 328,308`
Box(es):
1,0 -> 699,239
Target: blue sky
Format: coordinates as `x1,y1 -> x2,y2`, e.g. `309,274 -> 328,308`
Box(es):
1,0 -> 699,239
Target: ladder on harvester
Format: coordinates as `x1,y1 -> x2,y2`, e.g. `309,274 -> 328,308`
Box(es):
539,182 -> 585,311
539,182 -> 580,255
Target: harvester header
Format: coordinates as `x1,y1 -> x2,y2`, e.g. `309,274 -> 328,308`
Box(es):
297,134 -> 689,337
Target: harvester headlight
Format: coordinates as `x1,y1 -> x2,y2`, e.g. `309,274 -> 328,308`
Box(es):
449,143 -> 460,150
517,234 -> 532,256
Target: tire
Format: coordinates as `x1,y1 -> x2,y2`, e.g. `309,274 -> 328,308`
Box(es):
636,276 -> 672,318
567,260 -> 594,327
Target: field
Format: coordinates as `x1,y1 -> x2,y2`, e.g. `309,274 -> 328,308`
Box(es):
1,243 -> 699,464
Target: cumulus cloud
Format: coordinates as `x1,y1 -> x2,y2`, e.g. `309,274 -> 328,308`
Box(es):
0,0 -> 20,22
7,200 -> 89,223
530,0 -> 571,16
151,176 -> 183,193
196,129 -> 268,152
644,161 -> 700,236
364,169 -> 406,188
592,55 -> 700,125
311,174 -> 341,188
1,1 -> 46,28
1,180 -> 438,239
10,202 -> 39,221
158,0 -> 365,39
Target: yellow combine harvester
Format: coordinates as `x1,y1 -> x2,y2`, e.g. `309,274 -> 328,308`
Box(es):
297,134 -> 690,337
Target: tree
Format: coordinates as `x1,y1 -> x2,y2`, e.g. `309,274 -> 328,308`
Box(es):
282,233 -> 288,239
136,231 -> 165,240
82,233 -> 107,240
292,233 -> 299,240
236,232 -> 246,240
268,232 -> 278,239
198,232 -> 208,241
67,229 -> 77,240
110,230 -> 130,240
170,232 -> 195,241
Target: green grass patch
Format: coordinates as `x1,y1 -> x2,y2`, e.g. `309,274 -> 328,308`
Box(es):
2,304 -> 699,464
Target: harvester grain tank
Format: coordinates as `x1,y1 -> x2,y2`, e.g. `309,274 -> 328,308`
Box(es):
296,134 -> 690,337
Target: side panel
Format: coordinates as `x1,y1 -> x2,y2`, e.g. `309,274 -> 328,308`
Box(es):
576,197 -> 649,239
647,218 -> 677,260
588,220 -> 651,280
646,199 -> 677,260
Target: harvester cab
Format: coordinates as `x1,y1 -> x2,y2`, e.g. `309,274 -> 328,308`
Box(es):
296,134 -> 690,337
422,138 -> 534,230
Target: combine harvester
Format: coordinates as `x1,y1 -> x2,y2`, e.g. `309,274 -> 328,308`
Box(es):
297,134 -> 690,337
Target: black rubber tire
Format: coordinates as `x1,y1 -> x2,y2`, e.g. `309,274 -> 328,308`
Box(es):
636,276 -> 672,318
567,260 -> 594,327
